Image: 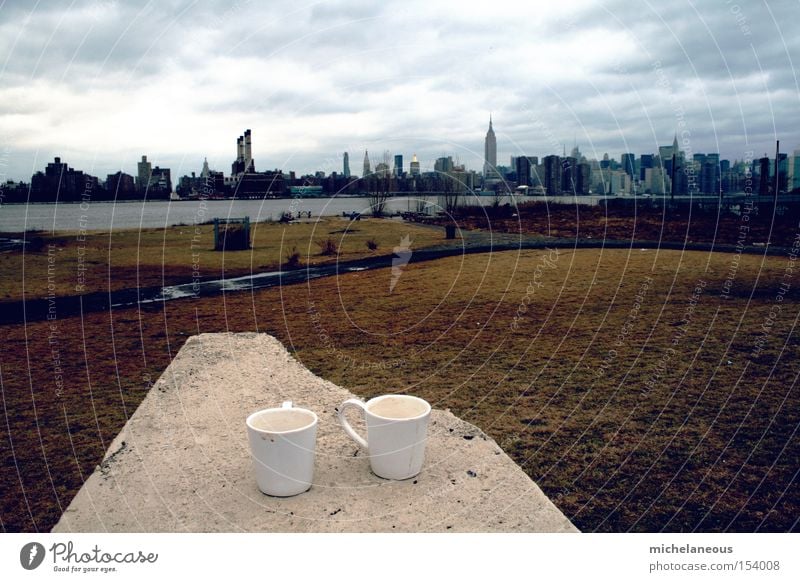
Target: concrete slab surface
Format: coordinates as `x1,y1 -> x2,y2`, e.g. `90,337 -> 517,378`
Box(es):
53,333 -> 578,533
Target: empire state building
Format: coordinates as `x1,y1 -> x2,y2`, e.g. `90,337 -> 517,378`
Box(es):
483,115 -> 497,179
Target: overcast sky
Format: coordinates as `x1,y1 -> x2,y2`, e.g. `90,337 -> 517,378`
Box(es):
1,0 -> 799,182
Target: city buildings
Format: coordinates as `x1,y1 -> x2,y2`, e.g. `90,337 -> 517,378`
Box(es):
13,120 -> 800,202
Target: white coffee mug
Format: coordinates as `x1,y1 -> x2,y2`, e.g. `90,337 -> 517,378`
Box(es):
246,401 -> 318,497
338,394 -> 431,480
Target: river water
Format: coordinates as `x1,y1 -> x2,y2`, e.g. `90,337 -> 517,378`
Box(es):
0,194 -> 614,232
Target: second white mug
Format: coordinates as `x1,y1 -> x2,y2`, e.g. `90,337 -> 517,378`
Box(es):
246,401 -> 318,497
338,394 -> 431,480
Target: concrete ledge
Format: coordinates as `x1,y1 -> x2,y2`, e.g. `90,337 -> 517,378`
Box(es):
53,333 -> 578,533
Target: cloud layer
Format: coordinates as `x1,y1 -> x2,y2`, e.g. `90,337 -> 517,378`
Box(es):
1,0 -> 799,181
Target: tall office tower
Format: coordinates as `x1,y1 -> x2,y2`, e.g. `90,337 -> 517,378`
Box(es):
759,157 -> 771,195
515,156 -> 531,186
621,153 -> 636,179
543,155 -> 562,195
701,153 -> 720,194
394,154 -> 403,177
561,156 -> 578,194
434,156 -> 454,173
410,153 -> 421,177
777,152 -> 788,193
363,150 -> 371,177
483,115 -> 497,179
640,154 -> 654,180
577,162 -> 591,194
343,152 -> 351,178
201,157 -> 210,179
137,155 -> 152,192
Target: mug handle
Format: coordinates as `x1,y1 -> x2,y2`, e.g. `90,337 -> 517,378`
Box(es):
338,398 -> 368,449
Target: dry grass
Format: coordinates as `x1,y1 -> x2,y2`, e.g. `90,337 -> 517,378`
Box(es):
1,246 -> 798,532
0,218 -> 442,302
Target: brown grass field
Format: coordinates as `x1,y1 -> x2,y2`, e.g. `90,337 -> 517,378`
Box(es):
0,218 -> 442,302
455,200 -> 800,247
1,223 -> 798,532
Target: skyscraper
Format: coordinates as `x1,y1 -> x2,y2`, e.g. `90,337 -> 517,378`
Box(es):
410,153 -> 420,177
137,155 -> 152,192
543,155 -> 561,195
363,150 -> 371,178
515,156 -> 531,186
621,153 -> 636,179
483,115 -> 497,180
343,152 -> 351,178
790,149 -> 800,191
394,154 -> 403,177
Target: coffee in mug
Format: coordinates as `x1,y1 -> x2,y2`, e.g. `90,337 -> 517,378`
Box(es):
338,394 -> 431,480
246,401 -> 318,497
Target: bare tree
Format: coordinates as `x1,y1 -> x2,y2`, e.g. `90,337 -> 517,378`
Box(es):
369,150 -> 391,217
441,171 -> 460,215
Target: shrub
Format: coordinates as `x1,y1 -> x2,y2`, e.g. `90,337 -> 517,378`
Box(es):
317,237 -> 338,256
366,238 -> 379,251
284,246 -> 301,269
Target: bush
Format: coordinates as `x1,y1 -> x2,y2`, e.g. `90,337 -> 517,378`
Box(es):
317,237 -> 338,256
366,238 -> 378,251
284,246 -> 301,269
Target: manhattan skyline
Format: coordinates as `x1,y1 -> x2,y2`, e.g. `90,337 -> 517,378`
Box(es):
1,1 -> 799,181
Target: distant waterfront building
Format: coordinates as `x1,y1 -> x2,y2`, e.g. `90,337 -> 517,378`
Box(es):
543,155 -> 561,195
434,156 -> 454,174
644,166 -> 668,194
363,150 -> 371,178
777,152 -> 789,193
106,171 -> 136,197
759,156 -> 771,195
640,154 -> 654,181
577,162 -> 591,194
410,153 -> 421,177
343,152 -> 351,178
30,157 -> 99,202
201,157 -> 210,179
137,156 -> 152,192
515,156 -> 531,186
561,157 -> 578,194
394,154 -> 403,177
483,115 -> 498,180
621,153 -> 636,179
231,129 -> 255,177
149,166 -> 172,195
789,149 -> 800,191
